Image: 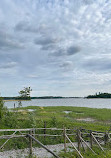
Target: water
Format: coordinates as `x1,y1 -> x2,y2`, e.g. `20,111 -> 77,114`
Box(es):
4,98 -> 111,109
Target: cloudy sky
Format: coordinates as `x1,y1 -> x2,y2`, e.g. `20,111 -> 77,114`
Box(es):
0,0 -> 111,97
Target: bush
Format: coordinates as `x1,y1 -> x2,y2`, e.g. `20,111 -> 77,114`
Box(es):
0,97 -> 7,121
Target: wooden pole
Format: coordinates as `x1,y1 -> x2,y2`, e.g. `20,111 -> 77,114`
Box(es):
90,131 -> 93,148
0,131 -> 17,149
81,140 -> 86,152
77,129 -> 81,151
80,135 -> 96,155
44,121 -> 46,142
32,129 -> 35,144
63,127 -> 66,153
104,132 -> 108,145
65,134 -> 84,158
91,133 -> 104,152
27,134 -> 60,158
29,130 -> 32,155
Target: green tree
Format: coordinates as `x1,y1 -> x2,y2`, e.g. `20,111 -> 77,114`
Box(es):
0,97 -> 7,120
18,87 -> 32,100
0,97 -> 4,119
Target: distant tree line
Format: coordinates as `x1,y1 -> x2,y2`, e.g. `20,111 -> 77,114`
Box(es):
2,96 -> 81,100
3,96 -> 63,100
87,92 -> 111,98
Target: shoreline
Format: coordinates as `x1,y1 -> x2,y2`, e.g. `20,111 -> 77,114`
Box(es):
4,100 -> 31,102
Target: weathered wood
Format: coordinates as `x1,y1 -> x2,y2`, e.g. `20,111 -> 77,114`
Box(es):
0,135 -> 26,139
104,132 -> 108,145
32,128 -> 35,144
0,133 -> 76,140
80,135 -> 96,155
92,132 -> 104,135
18,131 -> 29,141
81,140 -> 86,152
44,121 -> 46,142
81,128 -> 104,133
22,133 -> 75,137
63,127 -> 66,153
0,131 -> 17,149
0,129 -> 31,132
32,134 -> 62,137
0,128 -> 74,132
27,134 -> 60,158
29,130 -> 32,155
90,131 -> 93,148
77,129 -> 81,151
65,134 -> 84,158
0,126 -> 110,156
94,135 -> 104,138
91,133 -> 104,152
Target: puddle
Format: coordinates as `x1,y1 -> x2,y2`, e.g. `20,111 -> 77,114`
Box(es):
9,109 -> 35,112
27,109 -> 35,112
63,111 -> 72,114
9,109 -> 25,112
76,118 -> 95,122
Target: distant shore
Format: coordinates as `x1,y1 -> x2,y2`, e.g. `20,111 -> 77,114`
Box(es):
4,100 -> 31,102
3,96 -> 81,101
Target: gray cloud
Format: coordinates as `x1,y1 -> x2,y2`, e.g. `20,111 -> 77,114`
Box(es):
0,31 -> 23,50
67,46 -> 81,55
15,21 -> 38,33
41,44 -> 56,51
50,49 -> 66,57
83,0 -> 94,5
0,62 -> 17,69
50,45 -> 81,57
82,57 -> 111,72
34,36 -> 59,46
59,61 -> 73,71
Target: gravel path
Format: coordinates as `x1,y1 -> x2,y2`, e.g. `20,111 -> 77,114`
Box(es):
0,143 -> 75,158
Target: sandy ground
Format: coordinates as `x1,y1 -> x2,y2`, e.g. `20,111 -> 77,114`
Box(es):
0,143 -> 75,158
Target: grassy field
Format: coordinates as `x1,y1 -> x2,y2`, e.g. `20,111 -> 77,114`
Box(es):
1,105 -> 111,157
12,106 -> 111,131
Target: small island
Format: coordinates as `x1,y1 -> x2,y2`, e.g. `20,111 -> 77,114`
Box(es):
87,92 -> 111,98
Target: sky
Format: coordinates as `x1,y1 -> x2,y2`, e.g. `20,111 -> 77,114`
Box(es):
0,0 -> 111,97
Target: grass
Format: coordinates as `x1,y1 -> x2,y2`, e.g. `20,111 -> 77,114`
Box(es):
0,105 -> 111,157
14,106 -> 111,131
58,146 -> 111,158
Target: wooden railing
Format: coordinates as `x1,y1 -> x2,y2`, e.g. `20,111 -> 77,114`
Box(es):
0,128 -> 111,158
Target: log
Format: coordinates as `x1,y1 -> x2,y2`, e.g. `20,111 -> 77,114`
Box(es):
77,130 -> 81,151
91,133 -> 104,152
63,127 -> 66,153
27,134 -> 60,158
65,134 -> 84,158
80,136 -> 96,155
0,131 -> 17,149
29,130 -> 32,155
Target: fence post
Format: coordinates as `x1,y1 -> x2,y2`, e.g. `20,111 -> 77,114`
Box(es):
77,129 -> 81,151
29,130 -> 32,155
63,127 -> 66,153
90,131 -> 93,148
44,121 -> 46,142
104,132 -> 108,145
32,128 -> 35,144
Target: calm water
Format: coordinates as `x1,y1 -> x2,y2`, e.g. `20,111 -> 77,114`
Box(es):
4,98 -> 111,109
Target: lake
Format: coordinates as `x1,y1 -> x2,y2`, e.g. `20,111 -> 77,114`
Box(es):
4,98 -> 111,109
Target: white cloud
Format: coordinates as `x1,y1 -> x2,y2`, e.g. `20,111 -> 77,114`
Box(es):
0,0 -> 111,96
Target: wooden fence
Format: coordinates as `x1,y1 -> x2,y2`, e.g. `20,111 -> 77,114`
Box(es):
0,127 -> 111,158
